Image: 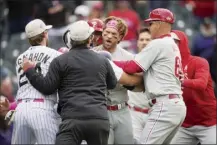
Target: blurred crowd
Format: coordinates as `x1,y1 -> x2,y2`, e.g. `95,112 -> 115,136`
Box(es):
0,0 -> 216,114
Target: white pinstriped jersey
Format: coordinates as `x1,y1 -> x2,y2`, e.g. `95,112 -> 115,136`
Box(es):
93,45 -> 134,105
15,46 -> 62,103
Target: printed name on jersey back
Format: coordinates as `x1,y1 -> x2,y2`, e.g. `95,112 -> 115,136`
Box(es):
17,52 -> 51,66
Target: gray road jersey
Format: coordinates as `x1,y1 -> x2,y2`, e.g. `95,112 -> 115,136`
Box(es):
128,91 -> 150,108
134,37 -> 183,99
93,45 -> 134,105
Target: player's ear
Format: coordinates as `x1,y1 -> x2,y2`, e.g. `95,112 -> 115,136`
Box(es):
43,31 -> 48,38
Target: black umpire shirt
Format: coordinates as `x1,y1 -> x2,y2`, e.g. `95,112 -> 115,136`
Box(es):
25,45 -> 117,120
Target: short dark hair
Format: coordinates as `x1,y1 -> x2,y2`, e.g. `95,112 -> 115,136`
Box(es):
139,27 -> 150,34
136,27 -> 150,38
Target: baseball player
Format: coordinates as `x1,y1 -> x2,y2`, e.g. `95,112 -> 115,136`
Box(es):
170,30 -> 216,144
93,16 -> 135,144
127,28 -> 151,144
88,18 -> 104,47
113,8 -> 187,144
83,17 -> 135,142
12,19 -> 63,144
62,20 -> 142,88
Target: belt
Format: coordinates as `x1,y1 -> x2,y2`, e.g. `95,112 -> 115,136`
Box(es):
129,105 -> 149,114
107,102 -> 128,111
17,98 -> 44,103
149,94 -> 179,107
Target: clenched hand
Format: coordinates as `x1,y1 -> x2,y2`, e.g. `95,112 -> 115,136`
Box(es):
22,58 -> 36,72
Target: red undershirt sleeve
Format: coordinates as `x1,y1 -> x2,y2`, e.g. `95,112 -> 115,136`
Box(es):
113,60 -> 143,74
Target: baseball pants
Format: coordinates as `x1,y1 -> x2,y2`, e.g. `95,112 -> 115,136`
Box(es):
108,107 -> 134,144
171,125 -> 216,144
12,100 -> 59,144
129,108 -> 149,144
55,118 -> 109,145
139,95 -> 186,144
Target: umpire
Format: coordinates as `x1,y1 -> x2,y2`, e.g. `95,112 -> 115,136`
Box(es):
22,20 -> 117,145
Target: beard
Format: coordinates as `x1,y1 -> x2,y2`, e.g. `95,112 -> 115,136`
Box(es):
103,39 -> 117,50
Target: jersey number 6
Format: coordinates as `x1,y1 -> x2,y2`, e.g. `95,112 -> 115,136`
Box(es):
174,56 -> 182,78
18,66 -> 28,87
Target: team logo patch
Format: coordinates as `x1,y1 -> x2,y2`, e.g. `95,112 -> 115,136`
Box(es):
166,17 -> 172,21
91,21 -> 97,28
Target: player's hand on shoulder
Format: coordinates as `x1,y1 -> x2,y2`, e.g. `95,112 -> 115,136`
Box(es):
22,58 -> 36,72
58,47 -> 69,54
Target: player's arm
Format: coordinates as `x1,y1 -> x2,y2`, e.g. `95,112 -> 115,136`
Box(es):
109,60 -> 143,86
182,58 -> 209,90
23,58 -> 61,95
119,72 -> 143,87
105,59 -> 118,89
113,60 -> 143,74
113,42 -> 159,74
123,73 -> 145,92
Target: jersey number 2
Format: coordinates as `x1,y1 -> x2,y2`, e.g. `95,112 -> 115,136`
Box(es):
18,66 -> 28,87
174,56 -> 182,78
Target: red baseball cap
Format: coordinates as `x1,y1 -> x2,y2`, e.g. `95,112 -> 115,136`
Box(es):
144,8 -> 175,24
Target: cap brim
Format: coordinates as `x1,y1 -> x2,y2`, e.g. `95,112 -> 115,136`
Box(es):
144,18 -> 153,23
170,32 -> 180,41
90,27 -> 94,34
144,18 -> 162,23
95,28 -> 103,32
45,25 -> 53,30
83,27 -> 95,40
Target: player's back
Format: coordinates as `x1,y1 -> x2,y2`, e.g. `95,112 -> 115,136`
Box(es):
16,46 -> 61,102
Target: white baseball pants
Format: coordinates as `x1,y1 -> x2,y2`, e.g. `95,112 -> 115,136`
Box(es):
171,125 -> 216,144
139,95 -> 186,144
107,107 -> 134,144
12,100 -> 59,144
129,108 -> 149,144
